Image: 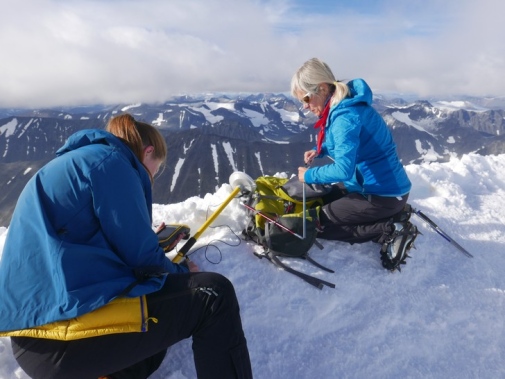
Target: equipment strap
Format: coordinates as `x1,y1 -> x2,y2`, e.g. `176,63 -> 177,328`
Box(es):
260,251 -> 335,289
305,255 -> 335,273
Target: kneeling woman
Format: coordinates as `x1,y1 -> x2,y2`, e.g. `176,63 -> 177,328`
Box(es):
292,58 -> 418,271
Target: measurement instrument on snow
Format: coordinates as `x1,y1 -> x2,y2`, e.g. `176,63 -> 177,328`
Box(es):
172,172 -> 256,263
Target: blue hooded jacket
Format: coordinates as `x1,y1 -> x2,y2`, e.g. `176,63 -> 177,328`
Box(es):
304,79 -> 411,196
0,129 -> 187,332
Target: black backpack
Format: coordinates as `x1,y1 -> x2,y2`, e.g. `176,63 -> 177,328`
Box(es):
241,176 -> 335,289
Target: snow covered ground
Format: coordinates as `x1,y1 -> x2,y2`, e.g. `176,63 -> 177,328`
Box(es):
1,153 -> 505,379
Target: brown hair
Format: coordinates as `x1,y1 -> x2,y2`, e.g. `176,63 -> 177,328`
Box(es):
106,113 -> 167,181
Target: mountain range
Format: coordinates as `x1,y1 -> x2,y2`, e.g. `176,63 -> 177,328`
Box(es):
1,93 -> 505,226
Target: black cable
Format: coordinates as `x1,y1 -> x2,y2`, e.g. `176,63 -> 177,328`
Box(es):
186,223 -> 242,264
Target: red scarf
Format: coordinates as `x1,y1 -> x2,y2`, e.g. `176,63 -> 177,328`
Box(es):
314,98 -> 331,154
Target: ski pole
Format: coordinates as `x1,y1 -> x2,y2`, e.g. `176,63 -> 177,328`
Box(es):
241,202 -> 305,240
301,161 -> 312,240
412,208 -> 473,258
172,171 -> 256,263
302,176 -> 307,239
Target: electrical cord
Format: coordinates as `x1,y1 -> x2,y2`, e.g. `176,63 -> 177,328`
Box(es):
186,223 -> 243,264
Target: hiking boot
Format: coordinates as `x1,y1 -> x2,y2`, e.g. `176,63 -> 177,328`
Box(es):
380,221 -> 418,272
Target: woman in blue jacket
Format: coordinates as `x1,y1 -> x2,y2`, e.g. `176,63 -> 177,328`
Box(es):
292,58 -> 418,271
0,114 -> 252,378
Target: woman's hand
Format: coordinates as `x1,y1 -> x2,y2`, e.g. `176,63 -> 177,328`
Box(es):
186,258 -> 199,272
155,222 -> 166,234
179,257 -> 199,272
298,166 -> 308,183
304,150 -> 317,165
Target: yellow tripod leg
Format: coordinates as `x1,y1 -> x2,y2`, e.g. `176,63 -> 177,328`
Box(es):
172,186 -> 241,263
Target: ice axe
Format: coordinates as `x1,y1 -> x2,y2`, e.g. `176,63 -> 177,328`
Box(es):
172,171 -> 256,263
412,207 -> 473,258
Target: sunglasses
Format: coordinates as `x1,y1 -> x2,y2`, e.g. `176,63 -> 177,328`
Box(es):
301,92 -> 312,104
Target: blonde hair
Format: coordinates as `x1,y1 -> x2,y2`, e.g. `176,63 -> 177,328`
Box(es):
106,113 -> 167,181
290,57 -> 350,108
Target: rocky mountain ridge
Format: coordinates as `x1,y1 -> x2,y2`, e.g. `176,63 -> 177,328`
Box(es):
1,93 -> 504,226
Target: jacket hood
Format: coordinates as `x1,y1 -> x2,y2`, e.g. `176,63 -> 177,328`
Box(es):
56,129 -> 133,158
56,128 -> 151,197
341,78 -> 373,108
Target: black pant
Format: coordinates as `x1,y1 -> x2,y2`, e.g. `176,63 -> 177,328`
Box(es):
318,184 -> 409,244
11,272 -> 253,379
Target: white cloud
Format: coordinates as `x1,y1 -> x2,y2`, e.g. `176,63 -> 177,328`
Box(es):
0,0 -> 504,107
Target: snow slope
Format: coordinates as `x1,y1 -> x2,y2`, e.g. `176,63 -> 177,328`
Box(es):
1,153 -> 505,379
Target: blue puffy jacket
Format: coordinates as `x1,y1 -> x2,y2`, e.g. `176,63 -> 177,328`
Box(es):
0,129 -> 187,332
304,79 -> 411,197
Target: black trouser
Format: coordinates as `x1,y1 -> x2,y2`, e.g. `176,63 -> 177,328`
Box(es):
318,184 -> 409,244
11,272 -> 253,379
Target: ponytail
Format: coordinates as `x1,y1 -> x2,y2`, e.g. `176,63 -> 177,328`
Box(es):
106,113 -> 167,181
106,114 -> 145,161
330,81 -> 350,108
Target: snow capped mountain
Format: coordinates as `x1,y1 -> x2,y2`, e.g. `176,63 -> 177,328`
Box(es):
433,100 -> 490,112
382,99 -> 505,164
1,93 -> 504,226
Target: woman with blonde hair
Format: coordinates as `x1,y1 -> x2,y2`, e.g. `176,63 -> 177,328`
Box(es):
0,114 -> 252,378
292,58 -> 418,271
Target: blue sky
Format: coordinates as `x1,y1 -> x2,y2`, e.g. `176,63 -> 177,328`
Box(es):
0,0 -> 504,108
